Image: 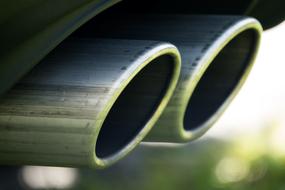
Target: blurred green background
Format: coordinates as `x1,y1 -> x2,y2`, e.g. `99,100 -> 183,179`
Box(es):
1,20 -> 285,190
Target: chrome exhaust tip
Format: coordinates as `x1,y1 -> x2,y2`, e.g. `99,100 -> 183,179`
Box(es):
0,39 -> 181,167
91,15 -> 262,142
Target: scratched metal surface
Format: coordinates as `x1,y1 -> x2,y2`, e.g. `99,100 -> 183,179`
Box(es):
90,15 -> 262,142
0,39 -> 181,168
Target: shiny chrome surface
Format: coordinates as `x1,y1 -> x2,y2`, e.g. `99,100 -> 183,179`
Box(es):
92,15 -> 262,142
0,38 -> 181,168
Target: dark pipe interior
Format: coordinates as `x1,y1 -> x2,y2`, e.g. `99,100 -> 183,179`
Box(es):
96,55 -> 174,158
184,29 -> 257,130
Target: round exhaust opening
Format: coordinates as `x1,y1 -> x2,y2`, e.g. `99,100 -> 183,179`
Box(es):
184,29 -> 258,130
96,54 -> 174,159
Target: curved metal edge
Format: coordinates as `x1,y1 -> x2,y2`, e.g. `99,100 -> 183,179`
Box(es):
87,43 -> 181,168
178,17 -> 263,142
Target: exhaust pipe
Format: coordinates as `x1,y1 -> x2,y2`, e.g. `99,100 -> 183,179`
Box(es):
0,39 -> 181,167
91,15 -> 262,142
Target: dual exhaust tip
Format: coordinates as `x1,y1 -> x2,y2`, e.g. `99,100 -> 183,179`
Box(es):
0,15 -> 262,168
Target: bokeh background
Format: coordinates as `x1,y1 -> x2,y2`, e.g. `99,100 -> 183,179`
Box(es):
0,20 -> 284,190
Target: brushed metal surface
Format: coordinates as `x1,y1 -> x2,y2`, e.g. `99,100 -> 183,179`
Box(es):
0,38 -> 181,168
91,15 -> 262,142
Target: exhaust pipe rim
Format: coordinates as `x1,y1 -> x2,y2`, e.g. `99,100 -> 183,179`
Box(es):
178,17 -> 263,141
85,15 -> 262,143
0,39 -> 181,168
92,43 -> 181,167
